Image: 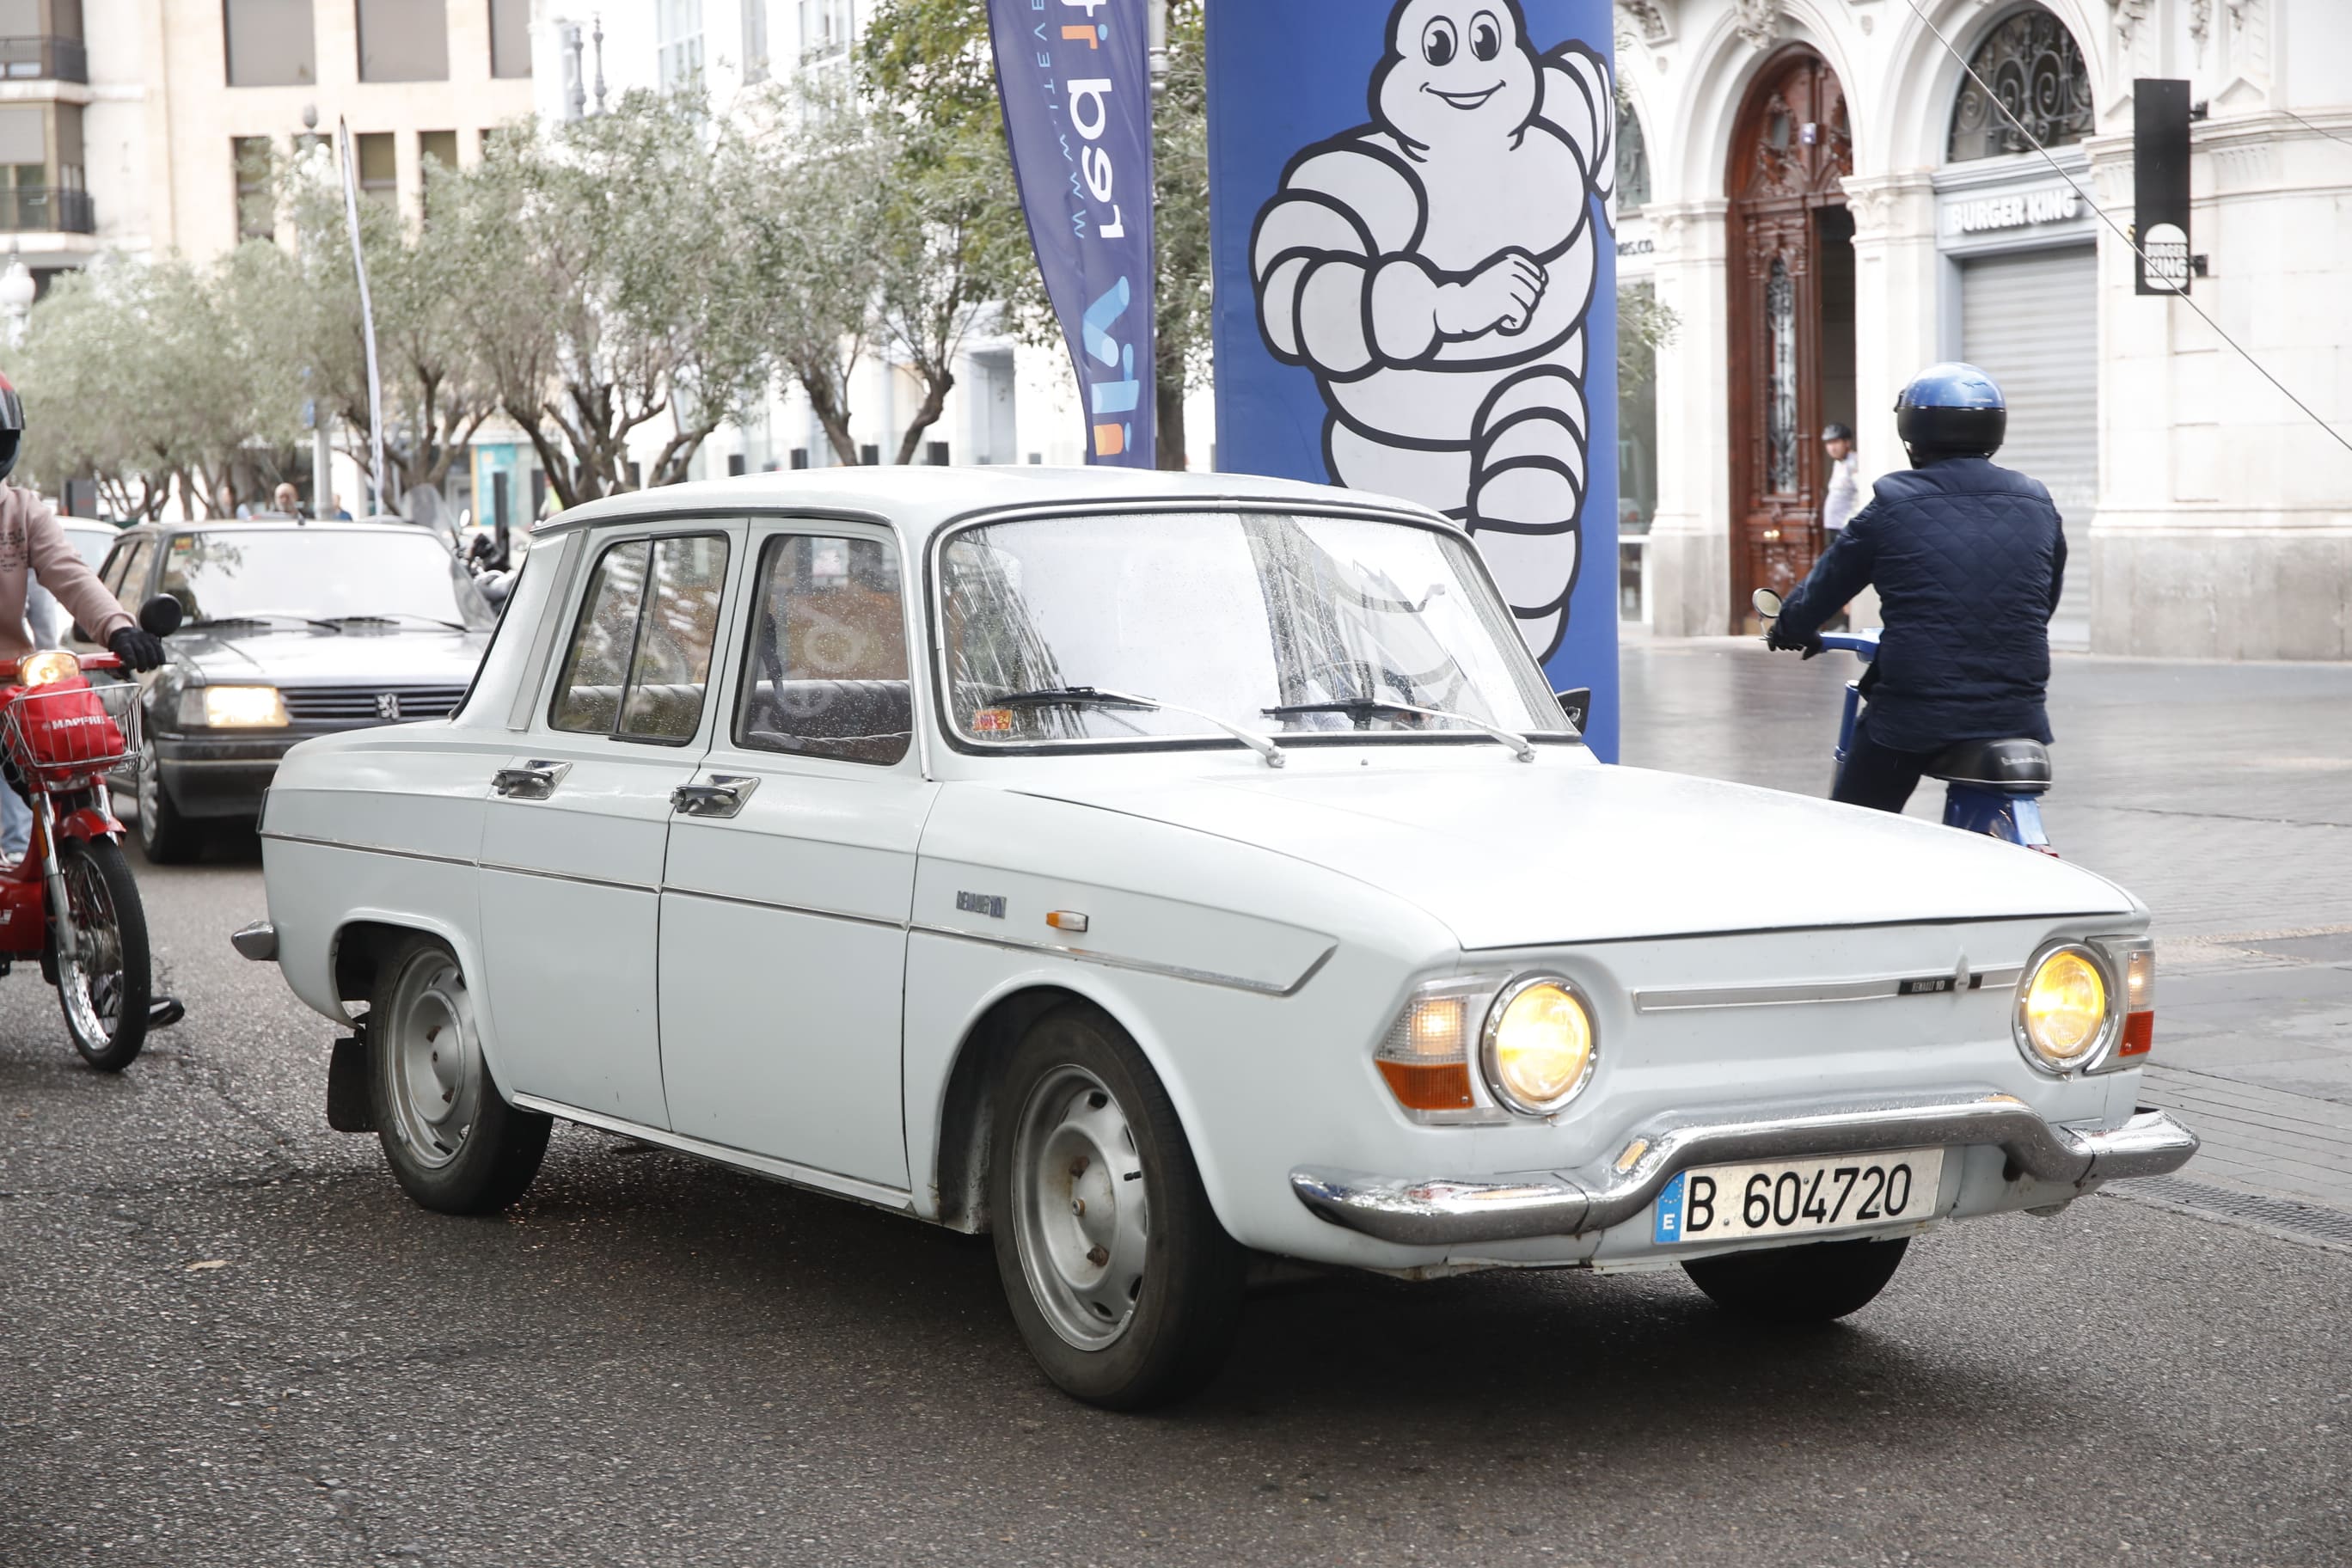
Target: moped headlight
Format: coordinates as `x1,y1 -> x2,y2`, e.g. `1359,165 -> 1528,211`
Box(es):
191,685 -> 290,728
18,650 -> 79,688
2015,944 -> 2111,1070
1479,976 -> 1597,1115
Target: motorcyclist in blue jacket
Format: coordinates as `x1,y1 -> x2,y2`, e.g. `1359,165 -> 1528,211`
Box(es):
1766,364 -> 2067,813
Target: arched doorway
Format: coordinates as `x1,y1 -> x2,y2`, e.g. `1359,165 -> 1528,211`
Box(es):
1725,47 -> 1854,626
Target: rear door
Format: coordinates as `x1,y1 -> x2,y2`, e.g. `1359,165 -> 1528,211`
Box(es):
476,523 -> 740,1127
656,524 -> 933,1188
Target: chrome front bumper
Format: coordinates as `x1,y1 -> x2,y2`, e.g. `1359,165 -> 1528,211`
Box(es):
1290,1094 -> 2199,1246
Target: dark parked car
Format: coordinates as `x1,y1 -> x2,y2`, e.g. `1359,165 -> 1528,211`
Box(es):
84,521 -> 495,861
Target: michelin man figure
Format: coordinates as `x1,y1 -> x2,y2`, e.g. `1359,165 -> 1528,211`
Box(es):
1252,0 -> 1614,659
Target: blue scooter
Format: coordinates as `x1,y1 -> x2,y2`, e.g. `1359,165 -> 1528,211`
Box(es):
1752,587 -> 2057,854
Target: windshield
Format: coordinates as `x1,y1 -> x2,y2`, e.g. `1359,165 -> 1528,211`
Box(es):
161,530 -> 494,630
935,511 -> 1568,749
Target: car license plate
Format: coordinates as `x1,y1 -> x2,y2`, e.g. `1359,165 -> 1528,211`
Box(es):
1651,1148 -> 1944,1246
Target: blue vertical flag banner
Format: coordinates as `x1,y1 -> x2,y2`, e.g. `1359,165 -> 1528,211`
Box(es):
1206,0 -> 1620,757
988,0 -> 1157,468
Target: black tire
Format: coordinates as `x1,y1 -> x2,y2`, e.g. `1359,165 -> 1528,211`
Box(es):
989,1005 -> 1245,1409
53,835 -> 151,1072
1682,1235 -> 1910,1324
367,935 -> 550,1214
134,739 -> 205,864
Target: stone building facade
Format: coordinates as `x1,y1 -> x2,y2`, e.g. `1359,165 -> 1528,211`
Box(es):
1614,0 -> 2352,658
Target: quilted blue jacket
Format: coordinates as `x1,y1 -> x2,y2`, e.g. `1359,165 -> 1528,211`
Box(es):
1775,456 -> 2067,754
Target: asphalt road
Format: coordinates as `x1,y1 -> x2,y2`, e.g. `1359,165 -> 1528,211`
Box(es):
3,670 -> 2349,1565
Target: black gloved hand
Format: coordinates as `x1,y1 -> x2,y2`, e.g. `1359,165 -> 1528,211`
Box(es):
107,626 -> 168,672
1765,620 -> 1825,660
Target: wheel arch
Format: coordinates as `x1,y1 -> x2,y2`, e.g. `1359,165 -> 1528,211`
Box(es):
330,915 -> 513,1083
928,982 -> 1095,1235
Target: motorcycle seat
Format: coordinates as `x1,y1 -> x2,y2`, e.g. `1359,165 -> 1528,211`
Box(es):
1926,737 -> 2052,793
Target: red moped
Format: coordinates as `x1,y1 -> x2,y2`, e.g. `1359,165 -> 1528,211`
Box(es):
0,603 -> 181,1071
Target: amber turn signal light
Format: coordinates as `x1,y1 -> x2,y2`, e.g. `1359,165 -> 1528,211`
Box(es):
2117,1010 -> 2155,1057
1375,1057 -> 1477,1112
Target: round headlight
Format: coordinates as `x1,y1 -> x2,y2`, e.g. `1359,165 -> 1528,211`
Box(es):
1480,976 -> 1597,1115
18,649 -> 80,689
2018,945 -> 2110,1069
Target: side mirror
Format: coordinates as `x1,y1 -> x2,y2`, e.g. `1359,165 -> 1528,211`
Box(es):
1751,587 -> 1785,618
138,594 -> 185,638
1553,686 -> 1591,732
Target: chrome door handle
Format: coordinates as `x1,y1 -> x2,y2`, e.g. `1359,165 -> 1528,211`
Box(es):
671,775 -> 758,819
492,761 -> 570,799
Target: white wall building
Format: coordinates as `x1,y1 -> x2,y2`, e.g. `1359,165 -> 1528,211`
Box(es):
1614,0 -> 2352,658
535,0 -> 1212,486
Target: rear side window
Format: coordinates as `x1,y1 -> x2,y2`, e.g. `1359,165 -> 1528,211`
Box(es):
734,534 -> 911,766
549,534 -> 731,744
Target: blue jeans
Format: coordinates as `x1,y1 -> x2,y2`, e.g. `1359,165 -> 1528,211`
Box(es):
2,782 -> 28,861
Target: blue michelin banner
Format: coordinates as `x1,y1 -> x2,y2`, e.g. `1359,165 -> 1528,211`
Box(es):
1207,0 -> 1620,757
988,0 -> 1157,468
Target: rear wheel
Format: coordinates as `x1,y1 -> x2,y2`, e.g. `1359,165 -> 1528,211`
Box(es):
989,1006 -> 1245,1409
1682,1235 -> 1910,1324
134,738 -> 204,864
368,936 -> 550,1214
53,836 -> 151,1072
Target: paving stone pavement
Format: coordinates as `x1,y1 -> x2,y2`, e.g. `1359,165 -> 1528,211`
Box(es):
1619,634 -> 2352,1227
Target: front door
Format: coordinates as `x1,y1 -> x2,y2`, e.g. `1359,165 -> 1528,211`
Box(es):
658,526 -> 932,1190
476,525 -> 738,1126
1726,47 -> 1853,628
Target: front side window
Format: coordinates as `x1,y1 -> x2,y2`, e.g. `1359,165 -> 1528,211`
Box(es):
551,534 -> 730,743
109,538 -> 156,616
735,534 -> 910,766
936,511 -> 1566,750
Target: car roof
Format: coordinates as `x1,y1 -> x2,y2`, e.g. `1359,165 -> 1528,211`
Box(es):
113,520 -> 445,540
534,466 -> 1453,542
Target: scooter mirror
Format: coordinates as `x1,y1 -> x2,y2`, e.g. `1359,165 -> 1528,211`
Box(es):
1751,588 -> 1784,618
138,594 -> 185,638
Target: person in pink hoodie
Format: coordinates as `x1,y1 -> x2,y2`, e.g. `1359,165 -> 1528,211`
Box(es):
0,372 -> 158,669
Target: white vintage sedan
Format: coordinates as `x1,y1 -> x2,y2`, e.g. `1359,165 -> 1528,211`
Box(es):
238,468 -> 2196,1407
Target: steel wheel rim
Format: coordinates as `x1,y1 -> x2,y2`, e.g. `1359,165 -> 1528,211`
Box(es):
384,956 -> 482,1170
57,851 -> 125,1050
1009,1064 -> 1148,1351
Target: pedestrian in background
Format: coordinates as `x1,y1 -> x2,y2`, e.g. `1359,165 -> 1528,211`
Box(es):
1820,422 -> 1861,630
270,481 -> 300,517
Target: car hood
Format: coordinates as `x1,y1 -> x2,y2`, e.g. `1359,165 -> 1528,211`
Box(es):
1005,756 -> 2136,950
168,626 -> 490,684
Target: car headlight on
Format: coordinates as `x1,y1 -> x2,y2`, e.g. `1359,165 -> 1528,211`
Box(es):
184,685 -> 290,728
17,650 -> 80,688
1480,975 -> 1598,1116
2015,943 -> 2113,1071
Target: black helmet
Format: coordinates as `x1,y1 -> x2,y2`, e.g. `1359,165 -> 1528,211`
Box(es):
0,369 -> 21,481
1821,422 -> 1854,444
1895,362 -> 2005,462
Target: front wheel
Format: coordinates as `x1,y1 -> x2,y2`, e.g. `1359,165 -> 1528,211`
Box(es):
53,835 -> 151,1072
1681,1235 -> 1909,1324
989,1006 -> 1245,1409
368,936 -> 550,1214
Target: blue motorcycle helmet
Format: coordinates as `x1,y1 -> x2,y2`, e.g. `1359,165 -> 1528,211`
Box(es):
1894,362 -> 2006,464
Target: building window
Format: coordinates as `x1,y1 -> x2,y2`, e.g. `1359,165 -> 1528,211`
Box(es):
741,0 -> 769,83
489,0 -> 530,77
224,0 -> 315,86
1947,5 -> 2093,162
418,129 -> 456,216
358,0 -> 449,83
1615,104 -> 1650,212
356,132 -> 396,208
799,0 -> 850,63
1765,258 -> 1797,495
233,134 -> 273,240
658,0 -> 703,90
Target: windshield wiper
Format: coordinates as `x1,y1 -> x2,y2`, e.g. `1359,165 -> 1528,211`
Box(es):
188,614 -> 343,634
321,613 -> 469,631
991,685 -> 1288,769
1261,699 -> 1537,763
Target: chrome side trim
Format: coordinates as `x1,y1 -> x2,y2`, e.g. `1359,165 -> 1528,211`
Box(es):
913,922 -> 1336,998
664,884 -> 909,933
259,830 -> 476,871
511,1095 -> 916,1213
1635,966 -> 2024,1014
477,862 -> 658,895
1289,1098 -> 2200,1246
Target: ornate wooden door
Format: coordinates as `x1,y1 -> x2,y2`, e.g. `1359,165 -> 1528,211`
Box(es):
1726,49 -> 1853,627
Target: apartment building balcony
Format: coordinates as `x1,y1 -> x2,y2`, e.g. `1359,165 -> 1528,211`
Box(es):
0,186 -> 91,233
0,37 -> 86,84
